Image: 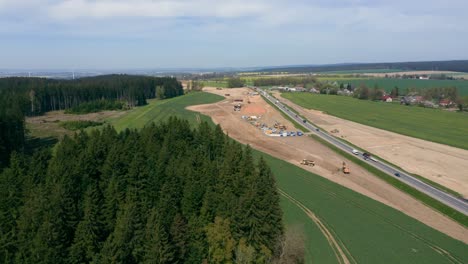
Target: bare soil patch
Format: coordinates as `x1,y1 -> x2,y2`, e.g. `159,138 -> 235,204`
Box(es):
188,87 -> 468,243
275,92 -> 468,199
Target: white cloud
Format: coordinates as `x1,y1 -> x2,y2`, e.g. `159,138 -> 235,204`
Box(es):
0,0 -> 467,36
47,0 -> 270,19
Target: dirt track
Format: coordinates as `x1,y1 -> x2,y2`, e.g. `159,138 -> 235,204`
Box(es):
188,87 -> 468,243
274,92 -> 468,199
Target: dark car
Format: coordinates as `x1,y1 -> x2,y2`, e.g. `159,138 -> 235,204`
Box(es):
394,172 -> 400,177
303,119 -> 307,123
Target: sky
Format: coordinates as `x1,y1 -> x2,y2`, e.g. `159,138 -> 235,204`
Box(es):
1,0 -> 467,69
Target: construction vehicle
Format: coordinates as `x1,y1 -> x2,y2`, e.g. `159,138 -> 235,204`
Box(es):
274,122 -> 287,130
342,162 -> 350,174
300,159 -> 315,166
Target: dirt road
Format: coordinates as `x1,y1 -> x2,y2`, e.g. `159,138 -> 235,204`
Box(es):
188,87 -> 468,243
274,92 -> 468,199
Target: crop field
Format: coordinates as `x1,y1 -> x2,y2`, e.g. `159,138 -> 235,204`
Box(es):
201,80 -> 228,88
335,78 -> 468,96
282,93 -> 468,150
106,92 -> 224,131
105,91 -> 467,263
318,69 -> 405,74
255,150 -> 468,264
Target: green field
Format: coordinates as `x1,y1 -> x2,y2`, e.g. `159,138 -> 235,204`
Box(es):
201,80 -> 228,88
336,78 -> 468,96
106,92 -> 224,131
104,91 -> 468,263
282,93 -> 468,150
318,69 -> 404,74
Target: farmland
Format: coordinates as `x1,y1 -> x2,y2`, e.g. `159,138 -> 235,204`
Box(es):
282,93 -> 468,150
334,78 -> 468,96
106,91 -> 468,263
200,80 -> 228,88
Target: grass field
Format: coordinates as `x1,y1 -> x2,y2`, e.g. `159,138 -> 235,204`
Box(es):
282,93 -> 468,150
104,91 -> 468,263
318,69 -> 404,74
105,92 -> 224,131
335,78 -> 468,96
201,80 -> 228,88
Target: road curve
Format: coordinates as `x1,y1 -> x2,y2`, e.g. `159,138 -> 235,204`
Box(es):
253,87 -> 468,216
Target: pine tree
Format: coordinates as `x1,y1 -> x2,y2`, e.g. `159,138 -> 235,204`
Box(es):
98,195 -> 137,264
142,208 -> 175,264
69,181 -> 104,263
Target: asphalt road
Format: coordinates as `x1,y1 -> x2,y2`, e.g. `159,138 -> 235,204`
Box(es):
254,87 -> 468,216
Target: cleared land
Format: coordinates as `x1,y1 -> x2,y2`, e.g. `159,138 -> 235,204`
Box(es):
278,93 -> 468,198
189,87 -> 467,243
257,150 -> 468,264
282,93 -> 468,150
280,93 -> 468,197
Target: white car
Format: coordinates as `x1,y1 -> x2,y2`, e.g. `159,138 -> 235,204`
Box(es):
352,149 -> 359,155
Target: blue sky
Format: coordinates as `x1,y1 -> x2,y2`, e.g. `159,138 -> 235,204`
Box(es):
1,0 -> 467,69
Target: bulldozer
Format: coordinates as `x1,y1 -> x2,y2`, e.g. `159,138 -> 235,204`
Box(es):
342,162 -> 350,174
300,159 -> 315,167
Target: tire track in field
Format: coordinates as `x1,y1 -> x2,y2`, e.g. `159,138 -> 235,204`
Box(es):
289,171 -> 464,264
279,189 -> 356,264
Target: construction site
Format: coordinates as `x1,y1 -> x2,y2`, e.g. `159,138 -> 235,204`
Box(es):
187,87 -> 468,243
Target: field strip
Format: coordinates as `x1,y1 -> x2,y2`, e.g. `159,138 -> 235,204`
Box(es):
278,189 -> 355,264
289,169 -> 465,264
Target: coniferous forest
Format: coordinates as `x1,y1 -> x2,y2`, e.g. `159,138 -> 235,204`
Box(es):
0,118 -> 284,263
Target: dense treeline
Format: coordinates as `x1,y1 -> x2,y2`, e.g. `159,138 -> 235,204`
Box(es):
226,77 -> 245,88
253,76 -> 318,87
257,60 -> 468,73
0,74 -> 184,116
0,118 -> 285,263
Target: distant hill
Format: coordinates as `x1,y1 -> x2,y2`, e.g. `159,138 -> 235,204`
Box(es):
255,60 -> 468,73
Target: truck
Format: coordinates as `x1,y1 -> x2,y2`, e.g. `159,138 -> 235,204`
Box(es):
342,162 -> 350,174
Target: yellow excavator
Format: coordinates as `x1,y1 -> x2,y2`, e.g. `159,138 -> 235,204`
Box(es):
300,159 -> 315,167
342,162 -> 350,174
